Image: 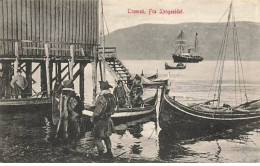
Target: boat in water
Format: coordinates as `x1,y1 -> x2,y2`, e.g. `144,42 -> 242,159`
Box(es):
83,89 -> 158,123
141,70 -> 158,81
159,86 -> 260,130
172,31 -> 203,63
159,2 -> 260,130
165,62 -> 186,70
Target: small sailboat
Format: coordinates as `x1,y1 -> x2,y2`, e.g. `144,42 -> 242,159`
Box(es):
159,2 -> 260,130
172,31 -> 203,63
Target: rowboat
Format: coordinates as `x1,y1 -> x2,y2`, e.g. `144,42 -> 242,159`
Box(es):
141,74 -> 169,89
159,86 -> 260,130
83,89 -> 158,123
141,70 -> 158,80
165,62 -> 186,70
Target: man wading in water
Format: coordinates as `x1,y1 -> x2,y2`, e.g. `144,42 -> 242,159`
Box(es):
55,79 -> 84,139
91,81 -> 116,159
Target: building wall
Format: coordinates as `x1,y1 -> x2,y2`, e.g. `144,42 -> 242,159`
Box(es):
0,0 -> 99,56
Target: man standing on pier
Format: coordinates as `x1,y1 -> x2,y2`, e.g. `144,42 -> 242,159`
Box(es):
91,81 -> 116,159
10,69 -> 28,98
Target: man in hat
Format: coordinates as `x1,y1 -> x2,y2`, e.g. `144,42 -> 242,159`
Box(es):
130,74 -> 144,107
10,69 -> 28,98
91,81 -> 116,158
113,80 -> 127,108
55,79 -> 84,139
0,69 -> 5,99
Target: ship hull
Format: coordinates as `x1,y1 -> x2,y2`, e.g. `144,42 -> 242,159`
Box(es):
172,54 -> 203,63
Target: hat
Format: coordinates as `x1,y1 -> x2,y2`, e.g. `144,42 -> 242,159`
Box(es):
117,80 -> 123,85
134,74 -> 141,80
17,69 -> 22,73
99,81 -> 113,90
63,79 -> 74,88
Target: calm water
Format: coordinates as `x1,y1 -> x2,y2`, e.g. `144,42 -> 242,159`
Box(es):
0,60 -> 260,162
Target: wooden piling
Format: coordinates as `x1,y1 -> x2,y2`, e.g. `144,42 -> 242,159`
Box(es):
44,43 -> 50,97
26,62 -> 32,97
69,44 -> 75,79
40,62 -> 47,96
14,42 -> 19,76
92,47 -> 97,103
49,62 -> 53,92
79,63 -> 85,101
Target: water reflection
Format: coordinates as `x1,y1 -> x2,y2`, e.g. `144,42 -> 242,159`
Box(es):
158,121 -> 260,162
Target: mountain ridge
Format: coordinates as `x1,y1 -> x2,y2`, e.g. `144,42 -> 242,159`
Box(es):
105,22 -> 260,60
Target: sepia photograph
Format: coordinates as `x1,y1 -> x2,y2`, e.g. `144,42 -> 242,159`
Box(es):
0,0 -> 259,163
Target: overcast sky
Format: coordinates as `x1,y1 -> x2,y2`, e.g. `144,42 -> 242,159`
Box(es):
102,0 -> 259,32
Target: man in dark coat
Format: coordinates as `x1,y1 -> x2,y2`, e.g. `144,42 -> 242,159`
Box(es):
130,75 -> 144,107
55,79 -> 83,139
113,80 -> 127,108
91,81 -> 116,158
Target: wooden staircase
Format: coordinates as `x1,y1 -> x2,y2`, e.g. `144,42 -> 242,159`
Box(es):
98,47 -> 132,86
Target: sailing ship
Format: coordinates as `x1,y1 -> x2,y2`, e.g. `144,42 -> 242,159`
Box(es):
159,2 -> 260,130
165,62 -> 186,70
172,31 -> 203,63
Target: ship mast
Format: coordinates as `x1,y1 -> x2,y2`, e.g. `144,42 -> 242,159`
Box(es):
174,30 -> 187,54
100,0 -> 106,81
216,2 -> 232,107
194,33 -> 198,56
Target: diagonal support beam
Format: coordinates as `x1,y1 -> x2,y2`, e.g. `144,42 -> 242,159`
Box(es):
51,64 -> 69,82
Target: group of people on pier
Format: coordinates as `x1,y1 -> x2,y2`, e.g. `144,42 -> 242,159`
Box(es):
54,74 -> 144,159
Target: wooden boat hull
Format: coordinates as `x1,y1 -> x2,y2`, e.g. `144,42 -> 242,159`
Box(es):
165,62 -> 186,70
159,87 -> 260,130
83,90 -> 158,123
0,98 -> 52,111
172,54 -> 203,63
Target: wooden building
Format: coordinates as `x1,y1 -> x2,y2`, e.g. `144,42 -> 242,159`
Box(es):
0,0 -> 99,106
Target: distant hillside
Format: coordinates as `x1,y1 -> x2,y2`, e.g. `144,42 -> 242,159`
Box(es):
105,22 -> 260,60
